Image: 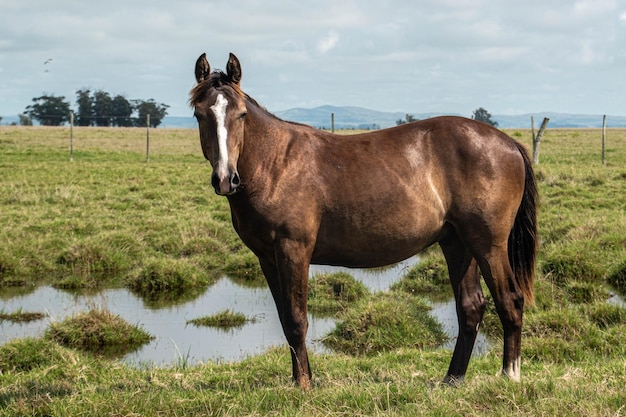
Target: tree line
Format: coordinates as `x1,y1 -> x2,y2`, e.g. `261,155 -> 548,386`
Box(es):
20,90 -> 169,128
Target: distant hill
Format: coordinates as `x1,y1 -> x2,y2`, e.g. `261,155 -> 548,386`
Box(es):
491,112 -> 626,129
3,108 -> 626,129
275,105 -> 454,129
274,107 -> 626,129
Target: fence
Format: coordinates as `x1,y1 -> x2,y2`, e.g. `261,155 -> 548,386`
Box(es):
2,112 -> 617,165
67,113 -> 152,162
530,115 -> 610,165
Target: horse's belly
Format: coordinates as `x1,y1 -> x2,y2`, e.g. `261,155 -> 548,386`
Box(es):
311,222 -> 440,268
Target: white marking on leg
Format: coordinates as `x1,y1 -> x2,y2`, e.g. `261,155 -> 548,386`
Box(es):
503,356 -> 521,382
210,93 -> 229,177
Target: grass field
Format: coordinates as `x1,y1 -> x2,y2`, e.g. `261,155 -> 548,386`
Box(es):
0,125 -> 625,416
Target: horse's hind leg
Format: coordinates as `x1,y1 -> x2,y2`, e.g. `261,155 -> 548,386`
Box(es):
477,246 -> 524,382
439,232 -> 487,384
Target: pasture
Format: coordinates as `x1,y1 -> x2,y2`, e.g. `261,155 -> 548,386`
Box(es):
0,125 -> 625,416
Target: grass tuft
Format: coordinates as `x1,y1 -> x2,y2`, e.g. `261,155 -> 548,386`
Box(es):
607,261 -> 626,292
0,308 -> 47,323
126,257 -> 214,293
187,309 -> 255,329
323,292 -> 447,356
45,308 -> 153,356
308,272 -> 369,316
390,252 -> 450,297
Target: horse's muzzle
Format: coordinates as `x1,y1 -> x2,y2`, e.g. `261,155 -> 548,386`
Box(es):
212,170 -> 241,196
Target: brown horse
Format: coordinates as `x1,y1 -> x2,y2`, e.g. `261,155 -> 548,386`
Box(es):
190,53 -> 538,389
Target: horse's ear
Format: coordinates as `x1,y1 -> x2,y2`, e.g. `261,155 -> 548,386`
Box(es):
226,53 -> 242,85
195,53 -> 211,83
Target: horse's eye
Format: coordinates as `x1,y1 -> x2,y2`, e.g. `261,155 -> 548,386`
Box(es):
240,112 -> 247,120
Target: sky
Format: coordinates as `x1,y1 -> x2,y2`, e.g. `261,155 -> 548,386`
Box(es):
1,0 -> 625,118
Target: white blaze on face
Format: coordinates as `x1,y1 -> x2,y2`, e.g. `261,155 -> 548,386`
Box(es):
210,93 -> 229,176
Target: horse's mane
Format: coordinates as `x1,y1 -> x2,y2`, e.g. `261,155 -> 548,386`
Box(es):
189,70 -> 311,128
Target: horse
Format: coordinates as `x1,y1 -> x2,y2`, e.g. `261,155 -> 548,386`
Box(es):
190,53 -> 538,389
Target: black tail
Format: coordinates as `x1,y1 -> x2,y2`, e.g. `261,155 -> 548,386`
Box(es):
509,141 -> 539,305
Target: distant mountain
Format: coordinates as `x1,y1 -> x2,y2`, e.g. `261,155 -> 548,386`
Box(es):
274,107 -> 626,129
3,109 -> 625,129
275,105 -> 455,129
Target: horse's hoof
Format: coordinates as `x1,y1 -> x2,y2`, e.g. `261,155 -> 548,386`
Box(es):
443,374 -> 464,387
297,375 -> 311,391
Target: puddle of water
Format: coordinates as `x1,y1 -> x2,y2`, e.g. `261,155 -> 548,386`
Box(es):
430,299 -> 490,357
0,279 -> 334,367
607,290 -> 626,308
309,257 -> 418,292
0,255 -> 492,366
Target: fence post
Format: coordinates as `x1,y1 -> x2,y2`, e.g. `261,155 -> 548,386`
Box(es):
602,115 -> 606,165
533,117 -> 549,164
70,111 -> 74,162
531,116 -> 536,142
146,114 -> 150,162
331,113 -> 335,133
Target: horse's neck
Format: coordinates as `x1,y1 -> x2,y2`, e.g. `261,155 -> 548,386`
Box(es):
238,105 -> 293,192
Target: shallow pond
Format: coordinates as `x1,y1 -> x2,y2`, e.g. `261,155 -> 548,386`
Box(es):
0,257 -> 490,366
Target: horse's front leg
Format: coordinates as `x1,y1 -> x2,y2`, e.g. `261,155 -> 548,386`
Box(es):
263,238 -> 313,389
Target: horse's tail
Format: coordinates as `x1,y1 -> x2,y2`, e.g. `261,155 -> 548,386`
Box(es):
508,141 -> 539,305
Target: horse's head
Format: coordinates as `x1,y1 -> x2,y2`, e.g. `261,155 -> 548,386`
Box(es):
191,53 -> 247,195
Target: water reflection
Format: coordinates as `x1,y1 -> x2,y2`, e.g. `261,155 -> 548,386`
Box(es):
0,279 -> 334,366
0,256 -> 493,366
608,290 -> 626,308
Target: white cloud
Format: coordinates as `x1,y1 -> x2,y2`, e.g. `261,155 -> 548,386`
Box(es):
1,0 -> 625,116
574,0 -> 618,16
316,31 -> 339,54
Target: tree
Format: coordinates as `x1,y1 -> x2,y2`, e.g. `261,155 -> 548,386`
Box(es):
396,114 -> 417,126
133,99 -> 169,127
111,95 -> 134,127
19,114 -> 33,126
471,107 -> 498,127
75,89 -> 94,126
24,95 -> 71,126
93,90 -> 114,127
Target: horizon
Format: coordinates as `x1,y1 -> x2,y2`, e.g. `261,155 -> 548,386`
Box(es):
2,105 -> 623,130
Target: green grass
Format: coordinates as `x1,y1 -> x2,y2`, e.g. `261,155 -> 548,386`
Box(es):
0,341 -> 624,416
45,308 -> 153,357
0,126 -> 259,291
0,125 -> 625,416
308,272 -> 370,316
0,308 -> 47,323
324,292 -> 447,355
390,250 -> 451,298
187,309 -> 256,329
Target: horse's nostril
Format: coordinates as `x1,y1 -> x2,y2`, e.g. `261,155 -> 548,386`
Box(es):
232,172 -> 241,186
211,172 -> 220,189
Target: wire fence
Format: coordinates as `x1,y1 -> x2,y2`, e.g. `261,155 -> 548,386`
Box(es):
0,114 -> 204,163
1,112 -> 619,165
0,113 -> 160,128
